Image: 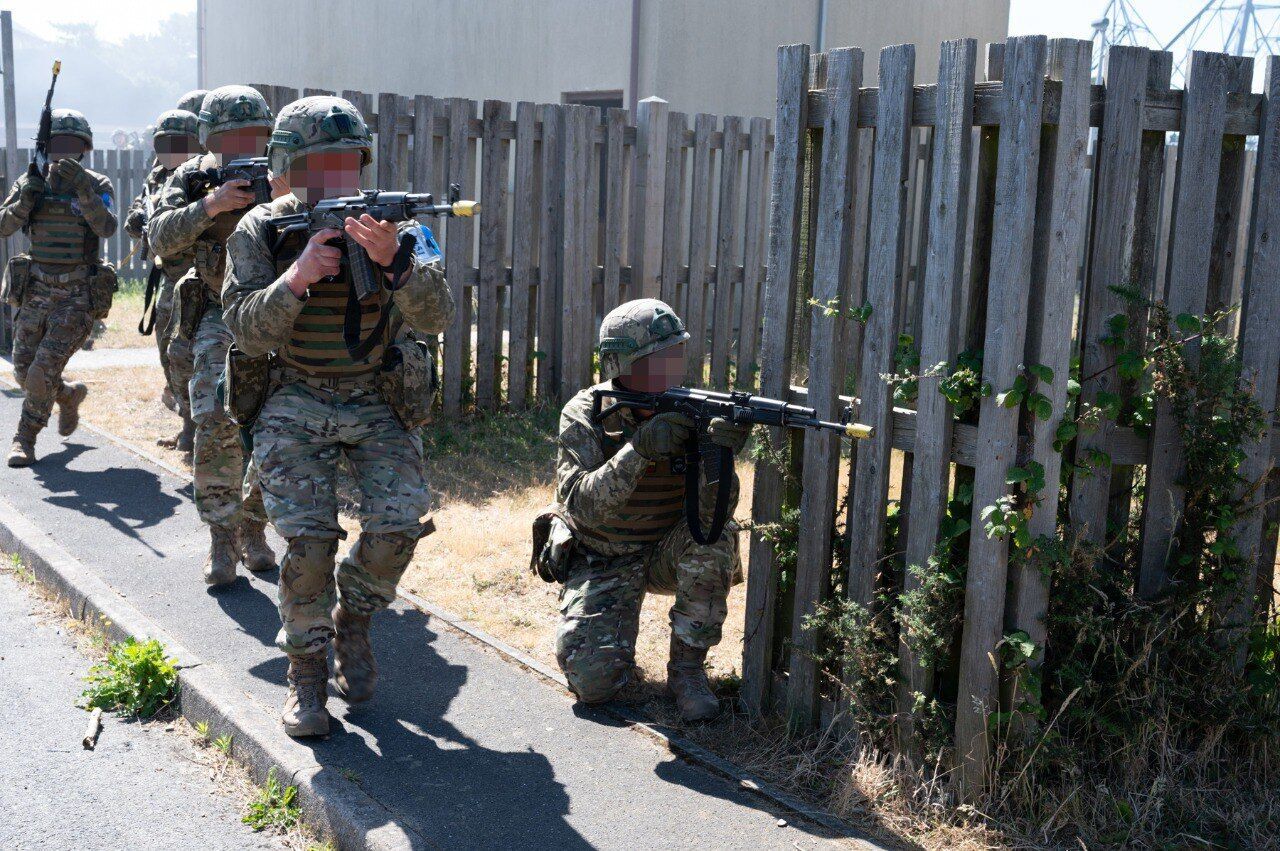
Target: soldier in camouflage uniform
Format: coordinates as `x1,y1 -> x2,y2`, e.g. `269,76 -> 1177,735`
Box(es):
1,109 -> 116,467
176,89 -> 208,116
124,109 -> 201,454
550,300 -> 748,722
223,96 -> 454,737
149,86 -> 277,585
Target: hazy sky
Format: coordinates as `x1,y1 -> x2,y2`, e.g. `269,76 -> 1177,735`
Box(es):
5,0 -> 194,42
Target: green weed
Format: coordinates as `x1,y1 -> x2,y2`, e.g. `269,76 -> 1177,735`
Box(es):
80,637 -> 178,718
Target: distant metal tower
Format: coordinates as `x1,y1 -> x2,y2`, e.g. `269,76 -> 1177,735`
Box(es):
1091,0 -> 1160,82
1164,0 -> 1280,84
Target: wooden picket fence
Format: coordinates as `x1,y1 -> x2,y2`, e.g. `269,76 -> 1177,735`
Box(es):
743,36 -> 1280,796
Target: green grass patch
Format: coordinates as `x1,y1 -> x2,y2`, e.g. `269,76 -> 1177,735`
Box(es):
419,404 -> 560,502
80,637 -> 178,718
243,767 -> 300,832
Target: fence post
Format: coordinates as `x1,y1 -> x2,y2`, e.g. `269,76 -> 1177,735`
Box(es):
559,105 -> 596,400
476,99 -> 511,411
508,101 -> 540,411
632,97 -> 668,299
442,97 -> 478,416
537,104 -> 565,400
741,43 -> 811,717
954,35 -> 1047,802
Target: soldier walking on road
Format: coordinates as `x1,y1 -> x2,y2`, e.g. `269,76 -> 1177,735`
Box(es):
124,109 -> 202,455
1,109 -> 117,467
541,300 -> 748,722
148,86 -> 277,585
222,96 -> 454,737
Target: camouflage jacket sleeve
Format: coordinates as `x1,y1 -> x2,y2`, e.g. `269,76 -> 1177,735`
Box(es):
222,205 -> 305,357
149,160 -> 213,259
0,176 -> 34,238
75,171 -> 117,239
555,391 -> 652,528
388,223 -> 455,335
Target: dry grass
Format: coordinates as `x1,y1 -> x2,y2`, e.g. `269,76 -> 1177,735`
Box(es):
66,363 -> 192,471
93,283 -> 154,350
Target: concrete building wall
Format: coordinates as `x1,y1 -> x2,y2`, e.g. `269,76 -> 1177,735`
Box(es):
200,0 -> 1009,120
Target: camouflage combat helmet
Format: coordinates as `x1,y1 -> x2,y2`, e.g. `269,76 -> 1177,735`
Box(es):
176,89 -> 208,115
153,109 -> 199,139
47,108 -> 93,145
197,85 -> 273,147
597,299 -> 690,381
267,96 -> 373,176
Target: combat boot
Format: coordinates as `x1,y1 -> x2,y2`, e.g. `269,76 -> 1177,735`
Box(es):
6,423 -> 37,468
239,517 -> 277,573
56,382 -> 88,437
666,635 -> 721,722
203,524 -> 239,586
282,653 -> 330,737
333,604 -> 376,703
157,412 -> 195,453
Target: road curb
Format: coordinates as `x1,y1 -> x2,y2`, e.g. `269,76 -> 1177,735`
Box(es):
0,497 -> 423,851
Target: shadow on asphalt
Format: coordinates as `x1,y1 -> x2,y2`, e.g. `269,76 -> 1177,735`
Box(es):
29,441 -> 183,558
245,605 -> 592,848
209,574 -> 283,649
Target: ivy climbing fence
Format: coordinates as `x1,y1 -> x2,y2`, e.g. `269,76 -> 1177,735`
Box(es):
742,35 -> 1280,797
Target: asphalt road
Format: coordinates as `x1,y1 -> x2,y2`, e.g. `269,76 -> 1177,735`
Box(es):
0,569 -> 287,851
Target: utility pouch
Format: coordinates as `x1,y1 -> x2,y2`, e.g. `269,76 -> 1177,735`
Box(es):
224,344 -> 272,427
376,338 -> 438,430
530,505 -> 577,584
88,263 -> 119,319
1,254 -> 32,307
174,271 -> 207,341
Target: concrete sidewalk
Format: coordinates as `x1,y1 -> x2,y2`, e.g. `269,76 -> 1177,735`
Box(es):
0,345 -> 158,375
0,385 -> 883,850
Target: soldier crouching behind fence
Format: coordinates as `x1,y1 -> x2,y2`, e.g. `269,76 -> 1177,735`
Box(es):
535,299 -> 747,722
1,109 -> 117,468
124,107 -> 202,456
148,85 -> 277,586
222,96 -> 453,737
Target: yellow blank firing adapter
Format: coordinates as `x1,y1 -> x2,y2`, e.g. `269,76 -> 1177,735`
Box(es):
844,422 -> 875,440
452,200 -> 480,217
52,60 -> 62,75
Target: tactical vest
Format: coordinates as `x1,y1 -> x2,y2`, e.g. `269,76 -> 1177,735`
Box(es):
272,231 -> 394,377
581,428 -> 686,546
193,207 -> 248,300
28,190 -> 97,267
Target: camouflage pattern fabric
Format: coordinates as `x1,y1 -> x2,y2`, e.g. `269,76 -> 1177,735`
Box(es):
9,279 -> 94,432
556,519 -> 741,703
553,382 -> 743,701
221,194 -> 454,356
149,153 -> 247,300
0,168 -> 117,253
190,309 -> 264,527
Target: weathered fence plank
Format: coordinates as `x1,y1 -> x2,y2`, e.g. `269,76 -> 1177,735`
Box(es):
954,35 -> 1047,800
659,111 -> 689,310
508,101 -> 539,411
443,97 -> 478,416
787,46 -> 863,727
476,99 -> 510,410
742,43 -> 811,717
735,116 -> 770,387
684,113 -> 716,383
537,104 -> 565,399
896,37 -> 977,753
602,108 -> 628,312
1205,57 -> 1255,317
1137,51 -> 1236,598
377,92 -> 404,187
559,105 -> 597,398
710,115 -> 743,389
632,96 -> 668,299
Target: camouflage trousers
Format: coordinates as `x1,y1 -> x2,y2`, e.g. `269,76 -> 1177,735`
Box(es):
10,276 -> 94,433
556,521 -> 743,703
155,276 -> 193,418
251,378 -> 432,655
189,309 -> 263,527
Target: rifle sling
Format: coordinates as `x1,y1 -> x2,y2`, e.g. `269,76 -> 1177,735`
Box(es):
137,262 -> 163,336
683,439 -> 733,546
342,234 -> 416,361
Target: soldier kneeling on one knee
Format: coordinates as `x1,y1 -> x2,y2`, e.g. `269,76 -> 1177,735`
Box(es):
535,299 -> 747,722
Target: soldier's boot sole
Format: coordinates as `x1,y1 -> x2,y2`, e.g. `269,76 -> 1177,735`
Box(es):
283,655 -> 331,737
6,440 -> 35,468
56,383 -> 88,437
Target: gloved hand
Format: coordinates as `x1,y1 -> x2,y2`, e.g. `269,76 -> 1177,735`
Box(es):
125,208 -> 146,238
706,416 -> 751,455
52,157 -> 96,195
632,412 -> 695,461
19,172 -> 46,205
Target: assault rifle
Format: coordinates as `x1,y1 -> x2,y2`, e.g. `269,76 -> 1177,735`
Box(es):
187,156 -> 273,207
29,59 -> 62,178
591,386 -> 874,544
268,184 -> 478,302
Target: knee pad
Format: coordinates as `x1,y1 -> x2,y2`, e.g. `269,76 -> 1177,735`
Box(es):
281,537 -> 339,596
337,531 -> 417,615
557,647 -> 631,704
347,531 -> 418,577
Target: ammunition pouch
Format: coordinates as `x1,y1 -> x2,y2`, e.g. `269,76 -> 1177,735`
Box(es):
376,338 -> 438,430
225,344 -> 272,427
174,271 -> 207,340
2,254 -> 32,308
530,505 -> 577,584
193,239 -> 226,281
88,263 -> 119,319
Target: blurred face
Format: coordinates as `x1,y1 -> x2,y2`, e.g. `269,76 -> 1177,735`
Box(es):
154,133 -> 200,169
617,342 -> 686,394
49,134 -> 88,162
283,149 -> 363,205
205,126 -> 270,164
